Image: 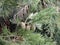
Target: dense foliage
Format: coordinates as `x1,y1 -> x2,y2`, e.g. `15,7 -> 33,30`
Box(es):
0,0 -> 60,45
